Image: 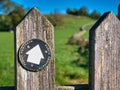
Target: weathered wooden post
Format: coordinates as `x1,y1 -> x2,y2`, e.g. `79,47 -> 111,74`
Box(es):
15,7 -> 55,90
89,12 -> 120,90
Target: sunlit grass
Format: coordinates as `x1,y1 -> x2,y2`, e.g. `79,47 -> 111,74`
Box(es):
0,32 -> 14,86
55,15 -> 95,85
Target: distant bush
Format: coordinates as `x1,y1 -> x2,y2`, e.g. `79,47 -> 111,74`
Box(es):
68,37 -> 89,68
0,0 -> 25,31
0,15 -> 12,31
66,6 -> 89,16
90,10 -> 101,19
8,6 -> 25,29
45,12 -> 64,27
66,8 -> 79,15
66,7 -> 101,19
0,6 -> 25,32
78,7 -> 89,16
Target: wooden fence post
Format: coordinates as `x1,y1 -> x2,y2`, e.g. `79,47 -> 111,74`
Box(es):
15,7 -> 55,90
89,12 -> 120,90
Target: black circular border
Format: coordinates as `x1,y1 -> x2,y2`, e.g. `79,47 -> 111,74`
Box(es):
18,39 -> 51,72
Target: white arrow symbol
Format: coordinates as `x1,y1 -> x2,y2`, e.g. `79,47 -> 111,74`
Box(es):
26,44 -> 44,65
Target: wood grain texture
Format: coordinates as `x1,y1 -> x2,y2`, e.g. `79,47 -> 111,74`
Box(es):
89,12 -> 120,90
15,7 -> 55,90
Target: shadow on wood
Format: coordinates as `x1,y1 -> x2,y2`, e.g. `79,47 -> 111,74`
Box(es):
71,84 -> 88,90
56,84 -> 88,90
0,86 -> 15,90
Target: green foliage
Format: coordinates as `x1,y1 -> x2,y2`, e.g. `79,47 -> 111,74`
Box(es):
0,0 -> 16,14
90,10 -> 101,19
78,7 -> 88,16
66,7 -> 101,19
66,8 -> 79,15
0,0 -> 25,31
66,6 -> 89,16
45,12 -> 64,27
0,15 -> 12,31
8,6 -> 25,29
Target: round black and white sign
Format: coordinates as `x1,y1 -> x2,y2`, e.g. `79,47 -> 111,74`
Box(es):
19,39 -> 51,72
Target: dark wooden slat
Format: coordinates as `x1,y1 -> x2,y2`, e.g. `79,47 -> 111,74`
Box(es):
118,4 -> 120,20
0,86 -> 15,90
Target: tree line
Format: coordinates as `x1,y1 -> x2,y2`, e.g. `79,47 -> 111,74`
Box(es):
0,0 -> 25,32
66,6 -> 101,19
0,1 -> 101,32
46,7 -> 101,27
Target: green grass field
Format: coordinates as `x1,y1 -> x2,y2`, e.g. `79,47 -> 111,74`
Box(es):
0,32 -> 14,86
55,15 -> 95,85
0,15 -> 95,86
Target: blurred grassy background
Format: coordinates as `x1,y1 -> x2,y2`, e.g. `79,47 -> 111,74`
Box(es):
54,15 -> 95,84
0,32 -> 14,86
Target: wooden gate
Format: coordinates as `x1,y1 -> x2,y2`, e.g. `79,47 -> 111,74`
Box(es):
1,7 -> 119,90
